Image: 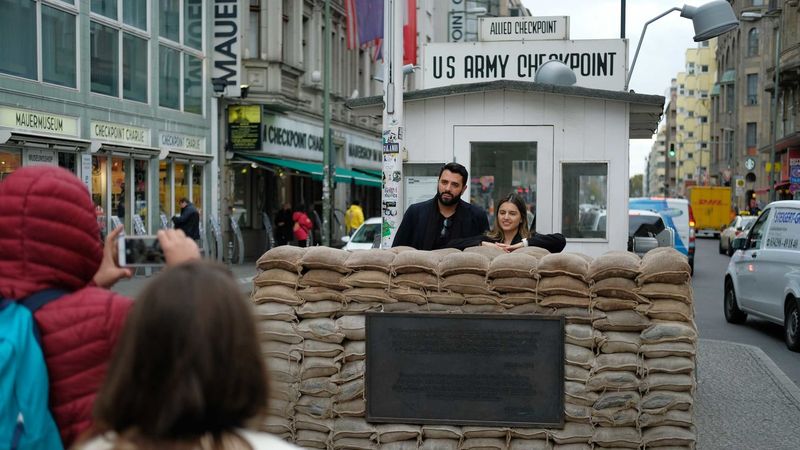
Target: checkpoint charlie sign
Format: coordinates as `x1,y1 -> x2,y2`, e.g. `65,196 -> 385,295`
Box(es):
479,16 -> 569,41
423,39 -> 627,91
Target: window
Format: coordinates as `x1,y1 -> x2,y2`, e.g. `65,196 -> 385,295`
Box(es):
91,2 -> 151,101
748,28 -> 759,57
687,62 -> 695,74
747,209 -> 770,249
746,122 -> 757,148
562,163 -> 608,239
158,0 -> 204,113
0,1 -> 78,87
42,5 -> 77,88
91,22 -> 119,96
688,111 -> 694,117
159,46 -> 180,109
747,74 -> 759,105
700,116 -> 708,123
687,152 -> 694,159
726,85 -> 735,113
701,65 -> 709,73
688,132 -> 694,138
688,90 -> 694,96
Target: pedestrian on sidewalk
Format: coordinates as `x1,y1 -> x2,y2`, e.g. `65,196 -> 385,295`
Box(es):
172,197 -> 201,242
0,166 -> 199,448
292,204 -> 313,247
274,203 -> 293,246
345,199 -> 365,235
74,260 -> 301,450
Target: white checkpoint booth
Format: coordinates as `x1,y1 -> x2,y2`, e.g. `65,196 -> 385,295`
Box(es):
347,80 -> 663,256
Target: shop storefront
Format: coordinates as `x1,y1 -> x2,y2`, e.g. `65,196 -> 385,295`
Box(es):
0,106 -> 90,181
227,109 -> 381,255
158,131 -> 213,238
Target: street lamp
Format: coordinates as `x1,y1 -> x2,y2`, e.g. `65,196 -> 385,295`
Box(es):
625,1 -> 739,91
741,9 -> 782,202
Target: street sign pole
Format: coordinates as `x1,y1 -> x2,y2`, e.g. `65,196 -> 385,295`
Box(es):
381,0 -> 405,248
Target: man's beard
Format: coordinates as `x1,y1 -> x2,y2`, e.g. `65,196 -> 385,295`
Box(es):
436,191 -> 461,206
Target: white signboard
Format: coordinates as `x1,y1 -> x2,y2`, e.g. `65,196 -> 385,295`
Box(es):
81,154 -> 92,194
91,121 -> 150,146
213,0 -> 242,98
159,132 -> 205,153
263,114 -> 325,161
0,107 -> 79,137
449,0 -> 466,42
24,149 -> 57,166
479,16 -> 569,42
404,176 -> 438,213
346,133 -> 382,170
765,208 -> 800,250
423,40 -> 627,91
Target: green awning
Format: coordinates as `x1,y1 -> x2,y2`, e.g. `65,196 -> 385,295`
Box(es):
238,154 -> 381,188
710,83 -> 720,96
719,69 -> 736,84
352,167 -> 382,178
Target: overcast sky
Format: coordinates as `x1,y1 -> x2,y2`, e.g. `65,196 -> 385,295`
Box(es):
522,0 -> 703,176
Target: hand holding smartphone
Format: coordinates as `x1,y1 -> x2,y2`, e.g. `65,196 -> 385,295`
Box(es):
118,235 -> 166,267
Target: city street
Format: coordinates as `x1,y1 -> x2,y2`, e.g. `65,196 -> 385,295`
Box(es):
692,237 -> 800,387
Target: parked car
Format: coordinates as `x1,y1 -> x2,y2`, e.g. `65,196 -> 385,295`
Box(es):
724,200 -> 800,352
341,217 -> 381,251
719,215 -> 756,256
629,197 -> 695,273
627,209 -> 674,256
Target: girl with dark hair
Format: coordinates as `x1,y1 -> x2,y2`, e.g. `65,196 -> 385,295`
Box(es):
447,193 -> 566,253
74,261 -> 300,450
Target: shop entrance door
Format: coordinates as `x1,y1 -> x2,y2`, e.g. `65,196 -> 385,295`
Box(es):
453,126 -> 554,233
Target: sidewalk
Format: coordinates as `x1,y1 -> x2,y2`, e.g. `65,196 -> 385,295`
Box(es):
110,272 -> 800,448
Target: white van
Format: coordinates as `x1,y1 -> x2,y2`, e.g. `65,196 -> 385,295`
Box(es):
725,200 -> 800,351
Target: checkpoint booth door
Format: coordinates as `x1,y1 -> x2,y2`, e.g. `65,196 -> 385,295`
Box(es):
454,126 -> 554,234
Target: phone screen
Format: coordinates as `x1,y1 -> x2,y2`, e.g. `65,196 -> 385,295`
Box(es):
120,236 -> 165,267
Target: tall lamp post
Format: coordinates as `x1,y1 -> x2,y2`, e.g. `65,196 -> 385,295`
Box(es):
321,0 -> 333,246
625,1 -> 739,91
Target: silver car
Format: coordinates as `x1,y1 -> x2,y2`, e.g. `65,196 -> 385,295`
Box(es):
719,215 -> 756,256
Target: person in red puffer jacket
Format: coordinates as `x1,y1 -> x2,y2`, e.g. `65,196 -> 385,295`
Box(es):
0,166 -> 147,448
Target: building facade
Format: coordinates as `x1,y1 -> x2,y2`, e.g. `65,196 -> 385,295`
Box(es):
710,0 -> 800,209
645,126 -> 668,196
0,0 -> 215,239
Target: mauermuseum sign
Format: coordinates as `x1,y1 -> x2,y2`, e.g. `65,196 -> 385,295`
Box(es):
366,313 -> 565,427
423,39 -> 627,90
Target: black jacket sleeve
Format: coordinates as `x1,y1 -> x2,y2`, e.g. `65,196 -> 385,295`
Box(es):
525,232 -> 567,253
392,205 -> 417,248
172,208 -> 190,226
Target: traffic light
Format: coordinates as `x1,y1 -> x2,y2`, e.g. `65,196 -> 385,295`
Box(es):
668,143 -> 676,158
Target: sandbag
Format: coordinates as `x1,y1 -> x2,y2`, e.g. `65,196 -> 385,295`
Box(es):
439,252 -> 490,276
253,302 -> 297,322
644,356 -> 695,374
300,377 -> 339,397
259,416 -> 293,437
421,425 -> 463,440
383,302 -> 422,313
637,409 -> 693,428
640,342 -> 696,358
392,272 -> 440,290
337,360 -> 366,383
565,381 -> 599,407
257,320 -> 302,344
343,270 -> 390,288
334,378 -> 365,402
301,247 -> 351,273
295,413 -> 334,433
565,365 -> 591,383
297,287 -> 346,302
509,439 -> 551,450
460,438 -> 506,449
537,253 -> 589,280
254,268 -> 300,287
638,282 -> 692,303
375,424 -> 421,444
565,402 -> 592,423
296,395 -> 333,419
591,426 -> 640,448
345,250 -> 396,273
342,340 -> 366,362
549,422 -> 593,444
508,428 -> 548,440
488,253 -> 538,278
591,408 -> 639,427
540,295 -> 590,308
554,307 -> 600,324
641,426 -> 696,447
591,353 -> 640,374
297,318 -> 345,343
591,278 -> 641,301
260,341 -> 302,361
257,245 -> 305,272
640,391 -> 694,414
565,324 -> 600,349
591,296 -> 639,312
420,439 -> 459,450
302,340 -> 343,358
586,371 -> 640,391
599,331 -> 641,354
498,292 -> 539,305
388,287 -> 428,304
641,373 -> 695,392
333,398 -> 366,417
588,251 -> 640,281
332,417 -> 376,439
509,303 -> 552,315
491,277 -> 539,293
297,300 -> 343,318
463,245 -> 506,259
640,322 -> 697,344
593,391 -> 640,411
300,356 -> 340,380
252,285 -> 303,305
392,250 -> 442,275
441,274 -> 492,295
565,344 -> 595,369
537,276 -> 590,297
514,246 -> 550,258
300,269 -> 346,290
646,300 -> 694,322
268,380 -> 300,402
592,310 -> 650,331
638,248 -> 691,284
331,437 -> 376,449
344,288 -> 394,304
336,315 -> 366,341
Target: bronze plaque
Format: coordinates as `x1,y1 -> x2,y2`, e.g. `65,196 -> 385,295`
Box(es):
365,312 -> 564,427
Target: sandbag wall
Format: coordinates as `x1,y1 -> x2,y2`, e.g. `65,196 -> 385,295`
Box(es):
252,245 -> 697,450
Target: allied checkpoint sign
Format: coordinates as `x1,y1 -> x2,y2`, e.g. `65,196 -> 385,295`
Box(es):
423,39 -> 628,91
366,312 -> 565,427
479,16 -> 569,42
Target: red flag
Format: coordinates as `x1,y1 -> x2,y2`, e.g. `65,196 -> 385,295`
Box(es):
403,0 -> 417,66
346,0 -> 416,65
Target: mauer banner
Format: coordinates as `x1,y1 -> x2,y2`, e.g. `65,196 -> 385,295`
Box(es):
228,105 -> 261,151
423,39 -> 627,91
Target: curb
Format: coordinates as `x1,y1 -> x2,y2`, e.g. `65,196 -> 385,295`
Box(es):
700,338 -> 800,407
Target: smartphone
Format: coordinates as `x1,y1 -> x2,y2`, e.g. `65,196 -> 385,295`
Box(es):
118,235 -> 166,267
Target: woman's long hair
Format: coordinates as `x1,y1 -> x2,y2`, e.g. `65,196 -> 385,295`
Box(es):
89,261 -> 268,449
486,193 -> 531,242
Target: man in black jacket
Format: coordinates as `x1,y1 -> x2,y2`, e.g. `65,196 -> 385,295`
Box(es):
393,162 -> 489,250
172,198 -> 200,241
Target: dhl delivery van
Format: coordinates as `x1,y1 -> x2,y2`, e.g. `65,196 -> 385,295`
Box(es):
689,186 -> 731,237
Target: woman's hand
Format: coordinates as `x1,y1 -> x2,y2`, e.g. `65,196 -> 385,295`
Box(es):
504,242 -> 525,252
481,241 -> 508,252
158,229 -> 201,266
92,225 -> 133,288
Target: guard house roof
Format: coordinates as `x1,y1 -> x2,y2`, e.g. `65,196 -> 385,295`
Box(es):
345,80 -> 665,139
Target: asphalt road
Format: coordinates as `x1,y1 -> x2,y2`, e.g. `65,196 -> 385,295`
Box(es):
692,237 -> 800,387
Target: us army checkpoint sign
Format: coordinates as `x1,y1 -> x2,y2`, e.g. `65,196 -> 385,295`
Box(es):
423,39 -> 627,91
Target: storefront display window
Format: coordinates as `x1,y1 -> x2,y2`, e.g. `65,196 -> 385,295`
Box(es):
562,162 -> 608,239
470,142 -> 537,228
111,157 -> 130,232
58,152 -> 76,172
0,149 -> 22,182
134,159 -> 148,228
174,162 -> 189,209
192,164 -> 204,216
159,161 -> 171,219
92,156 -> 109,237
